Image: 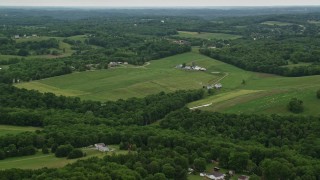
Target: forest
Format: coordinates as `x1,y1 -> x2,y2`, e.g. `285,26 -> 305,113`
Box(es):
1,7 -> 320,180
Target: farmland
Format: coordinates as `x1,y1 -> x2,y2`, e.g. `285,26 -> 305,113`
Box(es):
16,52 -> 222,101
0,35 -> 88,60
0,145 -> 127,170
0,125 -> 42,137
261,21 -> 294,26
176,31 -> 242,40
15,49 -> 320,115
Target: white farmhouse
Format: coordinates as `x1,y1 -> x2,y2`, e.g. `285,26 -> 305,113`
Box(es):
94,143 -> 109,152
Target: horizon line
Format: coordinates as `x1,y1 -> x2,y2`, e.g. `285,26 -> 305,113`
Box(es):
1,5 -> 320,9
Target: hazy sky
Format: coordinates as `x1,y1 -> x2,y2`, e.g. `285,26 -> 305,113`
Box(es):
0,0 -> 320,7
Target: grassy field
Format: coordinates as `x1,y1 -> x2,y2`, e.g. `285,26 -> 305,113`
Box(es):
261,21 -> 294,26
0,145 -> 128,170
15,48 -> 320,115
308,20 -> 320,25
16,53 -> 222,101
0,35 -> 88,61
176,31 -> 242,40
0,125 -> 42,137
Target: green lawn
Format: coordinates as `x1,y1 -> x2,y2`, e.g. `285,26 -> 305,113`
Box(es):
0,145 -> 128,170
0,125 -> 42,137
261,21 -> 294,26
176,31 -> 242,40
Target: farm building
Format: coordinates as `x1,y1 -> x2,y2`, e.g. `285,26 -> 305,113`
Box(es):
14,35 -> 20,39
208,172 -> 225,180
176,64 -> 206,71
214,83 -> 222,89
206,83 -> 223,90
172,40 -> 190,45
94,143 -> 109,152
200,172 -> 225,180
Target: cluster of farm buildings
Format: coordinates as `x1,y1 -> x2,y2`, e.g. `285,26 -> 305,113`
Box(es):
198,167 -> 250,180
108,61 -> 128,67
176,64 -> 207,71
14,34 -> 38,39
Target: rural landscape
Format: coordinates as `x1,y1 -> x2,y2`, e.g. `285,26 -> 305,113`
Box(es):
0,3 -> 320,180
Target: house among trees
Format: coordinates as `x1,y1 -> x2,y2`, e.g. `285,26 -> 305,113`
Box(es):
14,35 -> 20,39
208,172 -> 225,180
94,143 -> 109,152
173,40 -> 190,45
206,83 -> 223,90
201,172 -> 225,180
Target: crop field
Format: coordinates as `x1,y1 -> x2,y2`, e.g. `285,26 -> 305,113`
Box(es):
176,31 -> 242,40
0,125 -> 42,137
261,21 -> 294,26
0,145 -> 127,170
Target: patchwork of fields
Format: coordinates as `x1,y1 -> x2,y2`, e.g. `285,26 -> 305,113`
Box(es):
176,31 -> 242,40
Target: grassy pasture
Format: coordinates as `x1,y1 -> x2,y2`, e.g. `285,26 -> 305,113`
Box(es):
0,125 -> 42,137
16,53 -> 223,101
261,21 -> 294,26
0,35 -> 86,60
176,31 -> 242,40
0,145 -> 128,170
15,49 -> 320,115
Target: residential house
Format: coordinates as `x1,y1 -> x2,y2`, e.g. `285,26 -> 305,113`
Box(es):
94,143 -> 109,152
14,35 -> 20,39
206,172 -> 225,180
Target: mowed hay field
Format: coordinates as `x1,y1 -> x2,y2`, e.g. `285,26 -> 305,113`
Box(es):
176,31 -> 242,40
188,67 -> 320,115
16,53 -> 226,101
0,125 -> 42,137
0,145 -> 128,170
15,49 -> 320,115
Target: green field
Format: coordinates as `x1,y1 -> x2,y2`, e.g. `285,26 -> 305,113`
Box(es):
0,125 -> 42,136
15,49 -> 320,115
16,53 -> 224,101
0,145 -> 128,170
282,62 -> 312,68
0,35 -> 88,61
261,21 -> 294,26
176,31 -> 242,40
308,20 -> 320,25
